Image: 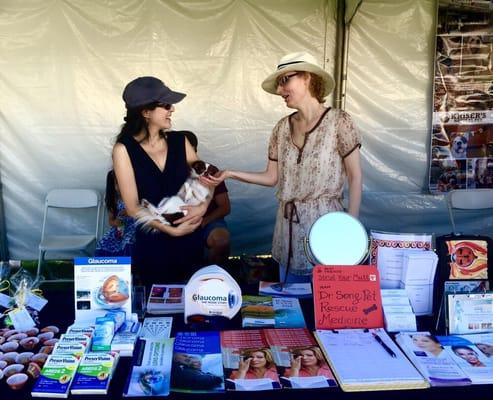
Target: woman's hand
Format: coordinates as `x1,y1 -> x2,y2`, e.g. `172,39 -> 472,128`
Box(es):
159,216 -> 202,237
237,357 -> 251,378
173,203 -> 208,225
289,355 -> 301,376
201,170 -> 230,187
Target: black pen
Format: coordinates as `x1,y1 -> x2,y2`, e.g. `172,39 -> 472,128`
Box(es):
372,332 -> 397,358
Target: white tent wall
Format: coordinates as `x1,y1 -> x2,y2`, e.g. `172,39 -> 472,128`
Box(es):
347,0 -> 492,236
0,0 -> 490,261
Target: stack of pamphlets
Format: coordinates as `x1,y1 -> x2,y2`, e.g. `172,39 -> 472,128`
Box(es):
123,316 -> 174,397
240,295 -> 306,328
395,331 -> 471,386
241,296 -> 275,327
437,334 -> 493,384
146,284 -> 185,314
381,289 -> 416,332
171,331 -> 225,393
259,281 -> 312,298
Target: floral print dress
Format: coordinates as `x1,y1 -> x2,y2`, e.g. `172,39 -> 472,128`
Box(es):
268,107 -> 361,276
95,199 -> 136,256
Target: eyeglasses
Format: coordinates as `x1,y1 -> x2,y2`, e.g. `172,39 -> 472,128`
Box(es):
277,72 -> 299,86
156,103 -> 173,110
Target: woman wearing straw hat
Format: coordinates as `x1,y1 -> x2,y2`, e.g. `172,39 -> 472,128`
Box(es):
208,52 -> 362,283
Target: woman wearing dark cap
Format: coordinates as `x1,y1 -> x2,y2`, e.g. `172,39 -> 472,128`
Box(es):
113,76 -> 208,287
208,52 -> 362,283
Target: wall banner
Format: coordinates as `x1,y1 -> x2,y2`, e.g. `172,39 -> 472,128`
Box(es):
429,1 -> 493,193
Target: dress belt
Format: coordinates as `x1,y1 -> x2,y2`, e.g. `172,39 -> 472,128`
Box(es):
281,194 -> 341,282
283,200 -> 300,283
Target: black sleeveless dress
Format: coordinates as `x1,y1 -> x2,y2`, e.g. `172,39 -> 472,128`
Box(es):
119,133 -> 203,287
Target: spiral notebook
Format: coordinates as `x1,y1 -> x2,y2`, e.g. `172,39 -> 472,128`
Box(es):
315,328 -> 429,392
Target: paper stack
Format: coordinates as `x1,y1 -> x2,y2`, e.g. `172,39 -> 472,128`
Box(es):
381,289 -> 416,332
399,251 -> 438,316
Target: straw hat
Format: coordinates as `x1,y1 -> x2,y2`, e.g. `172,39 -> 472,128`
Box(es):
261,51 -> 334,97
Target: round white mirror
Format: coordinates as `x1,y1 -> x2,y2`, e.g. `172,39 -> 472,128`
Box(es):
304,211 -> 368,265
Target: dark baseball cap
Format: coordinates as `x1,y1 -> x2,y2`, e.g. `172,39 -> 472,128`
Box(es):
122,76 -> 186,109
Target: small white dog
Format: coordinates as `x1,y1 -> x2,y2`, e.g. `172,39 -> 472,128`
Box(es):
135,160 -> 218,231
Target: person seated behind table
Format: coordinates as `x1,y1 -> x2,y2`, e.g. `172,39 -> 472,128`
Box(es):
452,345 -> 486,367
95,170 -> 136,256
171,353 -> 223,390
179,130 -> 231,265
229,348 -> 280,382
284,346 -> 333,378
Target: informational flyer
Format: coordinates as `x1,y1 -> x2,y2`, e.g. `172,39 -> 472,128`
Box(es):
447,292 -> 493,334
74,257 -> 132,324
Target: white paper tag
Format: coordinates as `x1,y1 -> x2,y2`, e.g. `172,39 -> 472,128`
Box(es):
26,292 -> 48,311
0,292 -> 13,308
8,307 -> 36,331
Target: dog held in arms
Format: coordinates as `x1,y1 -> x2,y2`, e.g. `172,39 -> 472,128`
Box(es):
136,160 -> 218,231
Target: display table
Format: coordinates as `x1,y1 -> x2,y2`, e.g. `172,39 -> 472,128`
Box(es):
2,284 -> 491,399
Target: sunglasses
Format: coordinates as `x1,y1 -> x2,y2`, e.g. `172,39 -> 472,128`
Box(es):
277,72 -> 299,86
156,103 -> 173,110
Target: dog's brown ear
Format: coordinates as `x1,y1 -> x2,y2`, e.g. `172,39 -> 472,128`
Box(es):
192,160 -> 206,175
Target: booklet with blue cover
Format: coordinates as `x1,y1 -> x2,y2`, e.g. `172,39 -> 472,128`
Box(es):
171,331 -> 225,393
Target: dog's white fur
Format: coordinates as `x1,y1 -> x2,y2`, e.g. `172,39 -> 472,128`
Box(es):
135,162 -> 214,232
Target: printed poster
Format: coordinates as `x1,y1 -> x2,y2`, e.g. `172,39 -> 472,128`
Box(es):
429,1 -> 493,192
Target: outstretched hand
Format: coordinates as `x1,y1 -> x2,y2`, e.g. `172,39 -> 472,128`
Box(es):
200,170 -> 230,187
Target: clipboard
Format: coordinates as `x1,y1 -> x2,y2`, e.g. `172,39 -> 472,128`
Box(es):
314,329 -> 429,392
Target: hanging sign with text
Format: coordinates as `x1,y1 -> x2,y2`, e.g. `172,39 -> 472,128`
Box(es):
313,265 -> 384,330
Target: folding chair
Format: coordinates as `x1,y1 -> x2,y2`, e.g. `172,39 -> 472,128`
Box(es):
447,189 -> 493,234
37,189 -> 102,282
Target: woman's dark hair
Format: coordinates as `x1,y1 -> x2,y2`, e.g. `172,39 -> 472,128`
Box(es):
180,130 -> 198,151
105,170 -> 118,216
116,102 -> 166,143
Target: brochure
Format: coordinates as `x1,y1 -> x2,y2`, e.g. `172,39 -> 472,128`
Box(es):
273,297 -> 306,328
437,334 -> 493,384
259,281 -> 312,298
171,331 -> 225,393
70,351 -> 120,394
447,292 -> 493,335
395,332 -> 471,386
147,284 -> 185,314
74,257 -> 132,324
123,337 -> 174,397
241,295 -> 275,328
220,329 -> 281,391
264,328 -> 337,389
